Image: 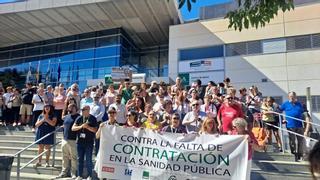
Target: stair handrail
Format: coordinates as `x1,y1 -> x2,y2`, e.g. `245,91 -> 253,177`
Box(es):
13,126 -> 63,180
256,111 -> 319,155
267,110 -> 320,128
263,121 -> 319,142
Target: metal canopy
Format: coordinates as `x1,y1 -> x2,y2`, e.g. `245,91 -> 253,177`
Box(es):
0,0 -> 180,48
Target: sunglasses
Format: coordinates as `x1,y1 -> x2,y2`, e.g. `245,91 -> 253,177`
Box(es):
126,114 -> 133,117
149,113 -> 155,116
173,117 -> 179,120
82,109 -> 89,111
108,111 -> 116,114
192,104 -> 199,106
227,97 -> 234,100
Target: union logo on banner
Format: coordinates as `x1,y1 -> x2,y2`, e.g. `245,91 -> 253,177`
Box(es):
102,166 -> 115,173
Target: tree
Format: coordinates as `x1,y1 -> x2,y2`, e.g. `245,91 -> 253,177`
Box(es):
0,68 -> 24,88
177,0 -> 294,31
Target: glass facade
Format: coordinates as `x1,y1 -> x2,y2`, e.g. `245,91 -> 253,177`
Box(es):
0,28 -> 168,90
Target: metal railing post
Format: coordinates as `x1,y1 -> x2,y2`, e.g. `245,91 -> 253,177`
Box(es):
17,153 -> 20,180
278,114 -> 285,155
52,130 -> 57,167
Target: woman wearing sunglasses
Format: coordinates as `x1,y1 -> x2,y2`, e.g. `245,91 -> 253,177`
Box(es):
125,110 -> 140,128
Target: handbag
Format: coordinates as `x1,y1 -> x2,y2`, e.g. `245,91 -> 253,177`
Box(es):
310,128 -> 320,140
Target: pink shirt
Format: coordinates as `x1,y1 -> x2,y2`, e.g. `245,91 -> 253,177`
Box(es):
54,94 -> 66,110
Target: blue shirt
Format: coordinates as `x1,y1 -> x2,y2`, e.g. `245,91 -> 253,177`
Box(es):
63,114 -> 80,140
280,101 -> 303,128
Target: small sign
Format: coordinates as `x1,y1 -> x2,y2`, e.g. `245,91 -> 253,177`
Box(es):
111,67 -> 132,82
178,73 -> 189,86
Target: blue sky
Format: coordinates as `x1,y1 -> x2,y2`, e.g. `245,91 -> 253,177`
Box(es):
0,0 -> 25,4
179,0 -> 230,21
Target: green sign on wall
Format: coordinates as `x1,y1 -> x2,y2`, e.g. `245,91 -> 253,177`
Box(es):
178,73 -> 189,86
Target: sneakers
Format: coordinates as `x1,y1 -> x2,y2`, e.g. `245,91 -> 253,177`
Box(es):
32,128 -> 36,133
295,154 -> 303,162
75,177 -> 83,180
45,162 -> 50,167
55,173 -> 68,179
86,177 -> 92,180
71,175 -> 77,179
33,162 -> 41,168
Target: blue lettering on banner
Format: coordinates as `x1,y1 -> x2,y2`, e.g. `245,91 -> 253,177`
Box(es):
124,169 -> 133,176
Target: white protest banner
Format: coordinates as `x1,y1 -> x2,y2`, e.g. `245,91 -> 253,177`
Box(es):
96,125 -> 249,180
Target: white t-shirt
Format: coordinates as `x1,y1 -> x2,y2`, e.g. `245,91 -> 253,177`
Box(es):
32,94 -> 45,111
109,103 -> 126,124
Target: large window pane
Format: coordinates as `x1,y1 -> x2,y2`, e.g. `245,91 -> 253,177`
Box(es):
26,47 -> 40,57
94,57 -> 118,68
312,34 -> 320,48
58,42 -> 75,52
76,39 -> 95,50
97,36 -> 119,47
58,53 -> 74,62
41,44 -> 57,55
0,60 -> 8,67
179,45 -> 224,61
74,49 -> 94,60
95,46 -> 119,58
11,50 -> 25,58
287,35 -> 312,50
74,60 -> 93,69
247,41 -> 262,54
226,42 -> 247,56
0,52 -> 10,60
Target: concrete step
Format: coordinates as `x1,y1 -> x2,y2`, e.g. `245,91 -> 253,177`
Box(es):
252,159 -> 310,173
251,169 -> 312,180
0,146 -> 62,157
10,172 -> 58,180
0,140 -> 61,148
12,154 -> 62,165
0,135 -> 63,142
0,126 -> 64,136
11,162 -> 61,176
253,151 -> 295,161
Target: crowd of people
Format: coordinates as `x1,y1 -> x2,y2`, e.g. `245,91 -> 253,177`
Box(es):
0,77 -> 316,180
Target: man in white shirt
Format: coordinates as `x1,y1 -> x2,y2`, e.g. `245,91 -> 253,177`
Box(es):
182,100 -> 206,134
109,94 -> 126,125
90,93 -> 105,155
90,93 -> 105,123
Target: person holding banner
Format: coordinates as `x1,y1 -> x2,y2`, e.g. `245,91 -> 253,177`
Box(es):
231,117 -> 264,180
161,113 -> 186,134
199,117 -> 219,135
142,110 -> 162,131
125,110 -> 140,128
96,107 -> 118,139
232,117 -> 265,158
72,105 -> 98,180
109,94 -> 126,126
182,100 -> 206,134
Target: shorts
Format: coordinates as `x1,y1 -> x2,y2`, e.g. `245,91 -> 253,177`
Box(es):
263,121 -> 279,131
20,104 -> 33,116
